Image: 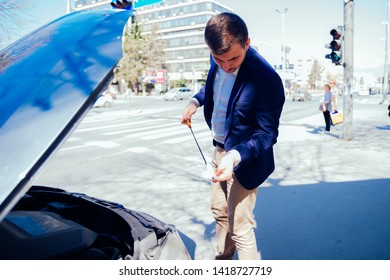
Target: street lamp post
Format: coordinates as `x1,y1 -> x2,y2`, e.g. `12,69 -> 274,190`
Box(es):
177,56 -> 184,79
67,0 -> 72,13
275,8 -> 288,91
343,0 -> 354,141
382,0 -> 390,104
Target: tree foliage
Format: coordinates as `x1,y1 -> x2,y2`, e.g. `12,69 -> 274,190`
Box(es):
115,19 -> 166,95
307,59 -> 322,89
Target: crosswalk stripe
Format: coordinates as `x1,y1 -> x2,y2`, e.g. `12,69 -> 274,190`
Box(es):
142,127 -> 196,140
61,127 -> 210,151
162,131 -> 211,144
76,118 -> 164,133
125,124 -> 191,139
81,117 -> 117,124
62,113 -> 212,151
142,126 -> 209,140
104,121 -> 178,136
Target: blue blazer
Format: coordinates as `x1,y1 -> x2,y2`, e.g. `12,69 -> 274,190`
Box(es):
194,46 -> 285,189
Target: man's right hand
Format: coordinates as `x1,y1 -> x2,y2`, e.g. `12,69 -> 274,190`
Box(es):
181,100 -> 198,124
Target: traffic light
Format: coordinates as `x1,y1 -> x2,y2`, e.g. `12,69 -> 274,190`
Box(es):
111,0 -> 132,10
325,27 -> 343,65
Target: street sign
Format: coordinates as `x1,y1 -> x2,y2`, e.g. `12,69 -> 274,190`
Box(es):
133,0 -> 163,8
144,69 -> 166,83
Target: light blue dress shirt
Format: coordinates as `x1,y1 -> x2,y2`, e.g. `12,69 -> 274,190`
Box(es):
211,67 -> 238,144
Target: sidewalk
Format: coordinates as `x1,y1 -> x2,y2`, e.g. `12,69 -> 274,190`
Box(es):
254,96 -> 390,259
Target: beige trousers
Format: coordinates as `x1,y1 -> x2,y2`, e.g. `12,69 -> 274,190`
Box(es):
211,147 -> 260,260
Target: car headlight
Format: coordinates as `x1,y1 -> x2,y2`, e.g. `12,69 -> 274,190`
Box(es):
154,230 -> 191,260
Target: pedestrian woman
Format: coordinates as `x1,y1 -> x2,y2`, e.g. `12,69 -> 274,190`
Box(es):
388,102 -> 390,117
330,81 -> 339,112
321,84 -> 333,132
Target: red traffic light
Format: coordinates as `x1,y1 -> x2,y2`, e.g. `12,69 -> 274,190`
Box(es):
330,28 -> 342,40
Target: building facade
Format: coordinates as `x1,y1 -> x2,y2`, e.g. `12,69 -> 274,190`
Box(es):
67,1 -> 341,92
67,0 -> 232,91
135,0 -> 232,91
67,0 -> 112,12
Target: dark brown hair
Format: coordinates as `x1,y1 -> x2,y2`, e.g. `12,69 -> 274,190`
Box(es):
204,12 -> 248,55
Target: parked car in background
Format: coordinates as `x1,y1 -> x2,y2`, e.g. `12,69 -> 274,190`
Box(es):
93,94 -> 113,108
103,90 -> 118,100
163,87 -> 193,101
103,83 -> 119,99
353,86 -> 380,96
368,87 -> 380,95
292,89 -> 312,102
0,10 -> 191,260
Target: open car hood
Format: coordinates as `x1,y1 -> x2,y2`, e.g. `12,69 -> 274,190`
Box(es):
0,10 -> 131,222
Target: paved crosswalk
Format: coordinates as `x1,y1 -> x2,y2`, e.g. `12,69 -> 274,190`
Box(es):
59,94 -> 386,153
60,112 -> 211,153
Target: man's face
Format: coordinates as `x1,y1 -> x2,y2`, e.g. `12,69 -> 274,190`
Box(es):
211,38 -> 250,73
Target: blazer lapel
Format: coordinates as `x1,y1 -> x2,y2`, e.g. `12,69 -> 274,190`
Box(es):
226,69 -> 246,118
204,61 -> 218,128
224,70 -> 246,142
223,52 -> 251,143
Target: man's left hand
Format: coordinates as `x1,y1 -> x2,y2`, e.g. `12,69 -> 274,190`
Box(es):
211,153 -> 236,182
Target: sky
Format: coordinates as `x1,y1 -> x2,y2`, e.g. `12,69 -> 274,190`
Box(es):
222,0 -> 388,70
8,0 -> 389,71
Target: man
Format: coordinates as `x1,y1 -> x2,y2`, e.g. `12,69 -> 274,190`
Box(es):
181,12 -> 285,260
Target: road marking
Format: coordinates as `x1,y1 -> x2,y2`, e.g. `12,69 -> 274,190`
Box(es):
81,117 -> 117,124
60,116 -> 210,151
104,121 -> 178,136
76,119 -> 164,133
162,131 -> 211,144
127,147 -> 151,153
124,124 -> 186,138
142,126 -> 209,140
60,141 -> 120,151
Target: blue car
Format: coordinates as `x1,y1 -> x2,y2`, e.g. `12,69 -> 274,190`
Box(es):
0,10 -> 190,260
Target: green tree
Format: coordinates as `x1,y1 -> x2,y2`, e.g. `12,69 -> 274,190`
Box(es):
115,20 -> 166,95
307,59 -> 322,89
326,72 -> 343,84
176,77 -> 190,87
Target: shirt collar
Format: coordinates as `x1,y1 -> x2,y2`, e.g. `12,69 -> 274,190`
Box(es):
218,67 -> 240,77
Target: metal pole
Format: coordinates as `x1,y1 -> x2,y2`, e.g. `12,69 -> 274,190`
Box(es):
276,8 -> 288,90
178,56 -> 184,79
185,120 -> 207,166
66,0 -> 71,13
382,0 -> 390,104
281,11 -> 286,90
342,0 -> 354,140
